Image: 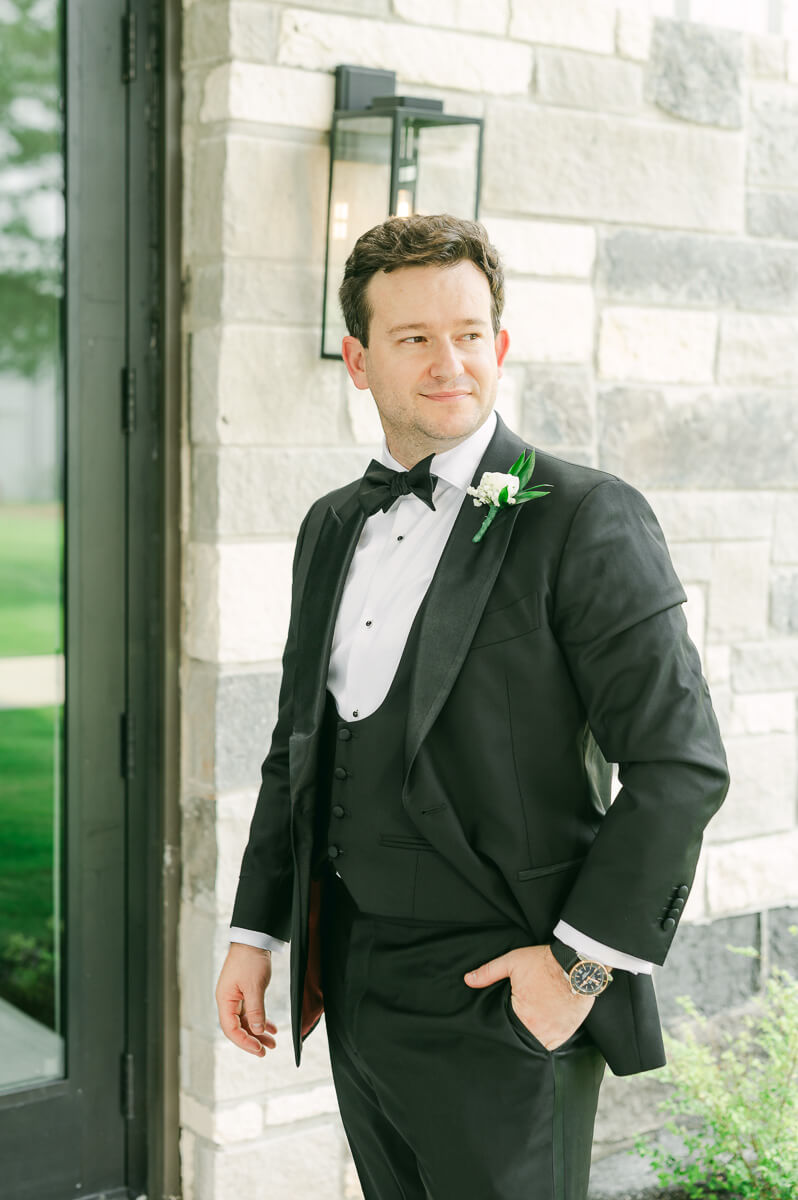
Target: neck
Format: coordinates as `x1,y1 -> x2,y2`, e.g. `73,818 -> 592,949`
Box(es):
384,421 -> 492,470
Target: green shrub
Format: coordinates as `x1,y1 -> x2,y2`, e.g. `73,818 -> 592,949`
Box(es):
0,928 -> 56,1028
637,940 -> 798,1200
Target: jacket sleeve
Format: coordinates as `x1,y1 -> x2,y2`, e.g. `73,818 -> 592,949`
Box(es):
552,477 -> 730,964
229,510 -> 313,941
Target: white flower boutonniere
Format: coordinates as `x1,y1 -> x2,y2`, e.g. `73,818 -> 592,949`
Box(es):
467,448 -> 552,544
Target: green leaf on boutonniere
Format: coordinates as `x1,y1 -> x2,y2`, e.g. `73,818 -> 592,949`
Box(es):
508,450 -> 527,477
498,484 -> 510,505
516,486 -> 552,501
517,448 -> 537,490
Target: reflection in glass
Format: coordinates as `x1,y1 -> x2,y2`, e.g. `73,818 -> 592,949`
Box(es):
0,0 -> 65,1090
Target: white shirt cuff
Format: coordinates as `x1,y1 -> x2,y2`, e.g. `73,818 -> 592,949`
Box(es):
229,927 -> 288,953
553,920 -> 653,975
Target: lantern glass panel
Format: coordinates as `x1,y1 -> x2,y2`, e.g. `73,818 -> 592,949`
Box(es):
406,121 -> 481,219
323,114 -> 393,357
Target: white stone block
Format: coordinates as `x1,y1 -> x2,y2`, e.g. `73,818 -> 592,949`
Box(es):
509,0 -> 616,54
598,308 -> 717,384
718,315 -> 798,385
706,830 -> 798,916
788,38 -> 798,82
708,733 -> 796,842
683,583 -> 706,660
483,104 -> 744,231
774,495 -> 798,563
646,491 -> 776,543
190,326 -> 344,447
263,1083 -> 338,1125
200,63 -> 334,131
747,33 -> 787,78
484,216 -> 596,278
344,376 -> 385,446
196,1123 -> 345,1200
186,543 -> 221,664
182,1093 -> 263,1144
536,48 -> 643,115
393,0 -> 508,35
228,1 -> 283,62
218,542 -> 294,664
194,260 -> 324,327
727,692 -> 795,735
669,542 -> 713,584
681,851 -> 707,922
181,1127 -> 197,1200
690,0 -> 770,36
503,280 -> 594,363
705,643 -> 731,686
707,540 -> 770,642
180,902 -> 231,1033
278,9 -> 532,94
494,369 -> 521,433
732,640 -> 798,691
616,8 -> 653,61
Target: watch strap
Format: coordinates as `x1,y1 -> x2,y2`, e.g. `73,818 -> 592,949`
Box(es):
549,937 -> 581,975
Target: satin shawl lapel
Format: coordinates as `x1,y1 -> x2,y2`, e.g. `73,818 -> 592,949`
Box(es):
404,415 -> 529,783
293,488 -> 366,734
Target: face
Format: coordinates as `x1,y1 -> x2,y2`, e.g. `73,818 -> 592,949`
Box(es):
342,260 -> 510,467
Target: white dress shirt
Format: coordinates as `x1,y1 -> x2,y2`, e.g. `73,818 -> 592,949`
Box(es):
230,412 -> 652,975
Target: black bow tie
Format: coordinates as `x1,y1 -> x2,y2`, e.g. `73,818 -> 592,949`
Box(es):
357,454 -> 438,517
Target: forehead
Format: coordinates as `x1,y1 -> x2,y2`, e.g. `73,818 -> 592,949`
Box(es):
366,260 -> 492,329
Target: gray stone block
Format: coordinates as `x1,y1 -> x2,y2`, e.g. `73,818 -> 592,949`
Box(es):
748,83 -> 798,187
521,368 -> 595,446
597,228 -> 798,312
655,912 -> 761,1021
216,670 -> 282,792
645,18 -> 744,129
183,795 -> 218,901
767,905 -> 798,974
731,640 -> 798,691
771,570 -> 798,633
597,388 -> 798,489
747,190 -> 798,240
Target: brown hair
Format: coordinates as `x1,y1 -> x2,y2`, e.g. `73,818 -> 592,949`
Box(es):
338,214 -> 504,347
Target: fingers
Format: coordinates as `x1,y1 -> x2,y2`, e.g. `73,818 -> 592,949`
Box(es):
219,991 -> 277,1057
464,950 -> 514,989
216,944 -> 278,1057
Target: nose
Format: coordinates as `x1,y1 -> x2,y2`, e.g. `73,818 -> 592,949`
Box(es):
429,339 -> 464,382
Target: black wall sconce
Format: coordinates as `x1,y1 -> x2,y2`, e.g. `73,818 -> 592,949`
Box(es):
321,64 -> 485,360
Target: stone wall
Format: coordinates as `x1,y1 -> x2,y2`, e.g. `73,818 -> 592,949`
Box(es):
179,1 -> 798,1196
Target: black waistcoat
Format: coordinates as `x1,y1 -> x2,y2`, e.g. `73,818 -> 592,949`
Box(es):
313,604 -> 508,924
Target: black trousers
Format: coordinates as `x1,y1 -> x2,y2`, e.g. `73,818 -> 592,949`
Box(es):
320,870 -> 605,1200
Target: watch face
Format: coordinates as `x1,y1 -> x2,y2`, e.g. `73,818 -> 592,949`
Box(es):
570,960 -> 610,995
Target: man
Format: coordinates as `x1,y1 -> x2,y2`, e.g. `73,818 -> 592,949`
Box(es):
216,214 -> 729,1199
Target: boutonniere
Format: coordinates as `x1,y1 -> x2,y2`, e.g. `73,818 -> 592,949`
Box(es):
467,449 -> 552,544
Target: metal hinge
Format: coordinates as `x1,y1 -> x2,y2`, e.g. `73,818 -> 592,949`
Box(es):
122,12 -> 137,84
121,366 -> 137,433
120,712 -> 137,779
120,1051 -> 135,1120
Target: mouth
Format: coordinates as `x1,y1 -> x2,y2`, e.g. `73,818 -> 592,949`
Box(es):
422,390 -> 472,400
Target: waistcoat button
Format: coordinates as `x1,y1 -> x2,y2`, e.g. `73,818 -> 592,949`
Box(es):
331,804 -> 345,818
661,917 -> 676,931
328,844 -> 341,859
676,885 -> 689,898
334,766 -> 348,780
338,728 -> 352,741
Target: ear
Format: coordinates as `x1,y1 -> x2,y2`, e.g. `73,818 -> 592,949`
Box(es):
495,328 -> 510,378
342,336 -> 370,390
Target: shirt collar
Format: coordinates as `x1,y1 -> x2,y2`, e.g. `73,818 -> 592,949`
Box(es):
379,410 -> 497,494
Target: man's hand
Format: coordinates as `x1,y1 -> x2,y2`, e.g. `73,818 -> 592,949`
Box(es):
464,944 -> 595,1050
216,943 -> 279,1057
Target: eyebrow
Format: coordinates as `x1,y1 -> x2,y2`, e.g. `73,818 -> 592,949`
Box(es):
386,318 -> 490,335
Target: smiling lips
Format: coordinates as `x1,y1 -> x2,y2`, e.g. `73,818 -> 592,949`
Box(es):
423,390 -> 472,400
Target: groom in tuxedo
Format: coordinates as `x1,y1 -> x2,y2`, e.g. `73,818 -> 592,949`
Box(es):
216,214 -> 729,1199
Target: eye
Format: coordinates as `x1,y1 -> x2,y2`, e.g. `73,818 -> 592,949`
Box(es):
401,336 -> 425,344
461,332 -> 481,340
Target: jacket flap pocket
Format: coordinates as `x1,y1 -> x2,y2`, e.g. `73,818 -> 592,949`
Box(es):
471,589 -> 540,650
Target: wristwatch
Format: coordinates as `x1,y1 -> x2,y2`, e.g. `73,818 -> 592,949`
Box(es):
549,938 -> 614,996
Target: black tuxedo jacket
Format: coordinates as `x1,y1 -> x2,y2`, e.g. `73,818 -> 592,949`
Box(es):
231,415 -> 729,1076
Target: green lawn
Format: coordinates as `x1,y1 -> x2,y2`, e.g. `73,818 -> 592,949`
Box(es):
0,504 -> 62,656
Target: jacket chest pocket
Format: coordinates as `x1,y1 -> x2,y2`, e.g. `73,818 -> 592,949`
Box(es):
470,589 -> 540,650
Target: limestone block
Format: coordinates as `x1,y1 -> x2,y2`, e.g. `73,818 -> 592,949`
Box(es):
707,540 -> 770,642
392,0 -> 508,35
705,644 -> 731,687
190,326 -> 344,447
598,308 -> 716,384
656,912 -> 761,1019
503,280 -> 594,363
771,569 -> 798,633
344,376 -> 385,446
345,1157 -> 365,1199
180,902 -> 231,1033
748,82 -> 798,187
594,1070 -> 669,1150
718,314 -> 798,385
747,33 -> 787,78
690,0 -> 770,35
746,189 -> 798,240
182,659 -> 219,788
181,1128 -> 197,1200
183,3 -> 230,65
186,543 -> 221,664
200,63 -> 334,131
789,37 -> 798,82
536,49 -> 643,115
732,639 -> 798,690
616,8 -> 653,62
228,2 -> 287,62
508,0 -> 617,55
773,495 -> 798,562
263,1083 -> 338,1125
645,17 -> 744,129
195,1123 -> 344,1200
483,217 -> 596,278
727,691 -> 795,735
277,9 -> 532,94
597,228 -> 798,312
644,491 -> 776,543
192,261 -> 324,326
483,102 -> 744,231
707,733 -> 796,841
521,368 -> 595,445
214,447 -> 369,537
218,542 -> 294,664
182,1093 -> 263,1144
706,830 -> 798,915
683,583 -> 706,660
182,794 -> 218,905
669,542 -> 713,584
681,851 -> 707,923
220,136 -> 329,262
598,389 -> 798,489
494,368 -> 522,433
186,137 -> 226,259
